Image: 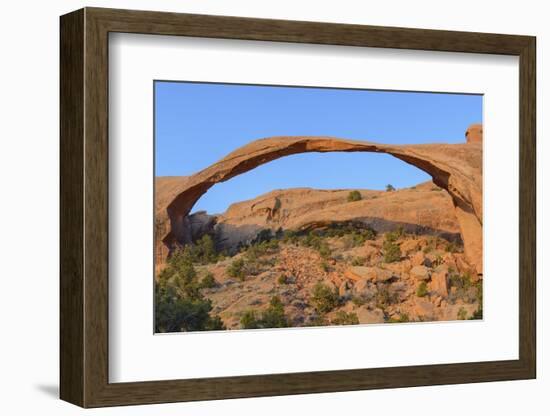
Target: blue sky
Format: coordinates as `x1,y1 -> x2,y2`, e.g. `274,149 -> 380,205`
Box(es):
155,81 -> 482,214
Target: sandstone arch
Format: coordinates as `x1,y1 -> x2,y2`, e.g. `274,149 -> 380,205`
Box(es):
156,136 -> 482,274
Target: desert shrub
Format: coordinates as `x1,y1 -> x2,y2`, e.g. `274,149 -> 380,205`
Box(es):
317,241 -> 331,259
239,296 -> 289,329
205,315 -> 226,330
383,240 -> 401,263
345,230 -> 376,249
386,184 -> 395,192
432,254 -> 444,267
154,259 -> 225,332
469,309 -> 483,320
199,272 -> 217,289
449,272 -> 472,290
351,296 -> 367,306
308,314 -> 328,327
155,246 -> 225,332
302,231 -> 322,249
155,288 -> 215,332
351,256 -> 366,266
423,237 -> 437,254
194,234 -> 218,263
416,281 -> 428,297
173,263 -> 201,300
253,228 -> 274,245
245,239 -> 279,261
347,190 -> 362,202
445,242 -> 460,253
277,275 -> 289,285
168,235 -> 220,266
260,296 -> 289,328
431,186 -> 443,191
376,285 -> 397,309
468,280 -> 483,319
448,272 -> 479,304
227,258 -> 246,281
282,229 -> 300,244
331,311 -> 359,325
457,307 -> 468,320
240,310 -> 259,329
388,313 -> 410,323
310,282 -> 339,313
385,227 -> 404,242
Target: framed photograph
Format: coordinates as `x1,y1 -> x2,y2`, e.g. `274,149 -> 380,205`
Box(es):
60,7 -> 536,408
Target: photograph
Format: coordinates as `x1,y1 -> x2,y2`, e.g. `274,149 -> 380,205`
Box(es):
154,81 -> 483,333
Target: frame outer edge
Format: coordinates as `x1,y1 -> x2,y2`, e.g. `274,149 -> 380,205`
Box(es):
59,6 -> 537,407
60,8 -> 86,407
519,37 -> 537,378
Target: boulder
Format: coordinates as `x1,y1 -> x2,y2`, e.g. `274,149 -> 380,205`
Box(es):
345,266 -> 394,282
429,269 -> 449,298
410,265 -> 430,281
410,251 -> 431,267
338,281 -> 352,299
400,239 -> 420,255
354,278 -> 372,295
355,307 -> 385,324
465,123 -> 483,143
413,299 -> 436,320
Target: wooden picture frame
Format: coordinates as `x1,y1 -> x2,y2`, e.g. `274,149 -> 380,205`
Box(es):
60,7 -> 536,408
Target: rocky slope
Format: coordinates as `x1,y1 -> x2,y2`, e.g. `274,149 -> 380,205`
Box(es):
186,228 -> 481,329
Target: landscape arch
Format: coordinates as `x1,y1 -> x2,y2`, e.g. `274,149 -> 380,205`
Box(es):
156,136 -> 483,275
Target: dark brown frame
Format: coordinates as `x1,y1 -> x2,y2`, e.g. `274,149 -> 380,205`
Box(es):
60,7 -> 536,408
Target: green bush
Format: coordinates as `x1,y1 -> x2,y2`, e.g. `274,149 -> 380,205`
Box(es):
310,282 -> 339,313
347,190 -> 362,202
351,296 -> 366,306
154,258 -> 225,332
376,285 -> 397,309
317,241 -> 331,259
240,310 -> 259,329
331,311 -> 359,325
445,242 -> 460,253
457,307 -> 468,320
383,240 -> 401,263
239,296 -> 289,329
385,227 -> 404,243
386,184 -> 396,192
199,272 -> 217,289
227,258 -> 246,281
416,281 -> 428,297
449,272 -> 472,290
344,229 -> 377,248
260,296 -> 289,328
277,275 -> 289,285
167,235 -> 220,266
388,313 -> 410,323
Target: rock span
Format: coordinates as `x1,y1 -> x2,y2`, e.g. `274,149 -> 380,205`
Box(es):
156,136 -> 482,274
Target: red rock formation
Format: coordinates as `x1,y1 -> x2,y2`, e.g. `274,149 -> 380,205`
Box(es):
466,124 -> 483,143
156,135 -> 483,274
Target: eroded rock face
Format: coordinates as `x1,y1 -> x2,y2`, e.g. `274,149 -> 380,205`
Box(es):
214,181 -> 461,252
466,124 -> 483,143
156,135 -> 483,274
